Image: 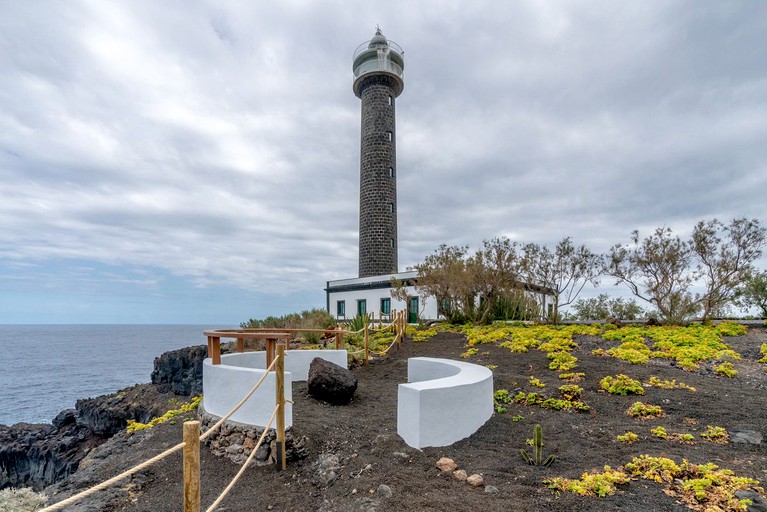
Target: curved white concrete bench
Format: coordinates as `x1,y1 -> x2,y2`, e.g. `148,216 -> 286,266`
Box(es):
397,357 -> 493,449
202,350 -> 348,428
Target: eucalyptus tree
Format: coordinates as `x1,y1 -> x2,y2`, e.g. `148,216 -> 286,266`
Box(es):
736,270 -> 767,317
606,218 -> 765,324
521,238 -> 601,324
692,218 -> 766,322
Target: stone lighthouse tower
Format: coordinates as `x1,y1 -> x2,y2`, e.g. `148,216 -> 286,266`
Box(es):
353,28 -> 404,278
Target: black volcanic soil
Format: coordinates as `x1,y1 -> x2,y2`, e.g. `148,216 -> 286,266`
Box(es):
46,328 -> 767,512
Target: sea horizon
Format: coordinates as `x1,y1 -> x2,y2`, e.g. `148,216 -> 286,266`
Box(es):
0,324 -> 230,425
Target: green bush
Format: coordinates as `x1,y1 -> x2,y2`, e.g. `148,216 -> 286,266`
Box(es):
600,374 -> 645,396
240,308 -> 336,343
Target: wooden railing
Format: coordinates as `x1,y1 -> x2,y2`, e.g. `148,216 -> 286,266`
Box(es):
205,311 -> 408,367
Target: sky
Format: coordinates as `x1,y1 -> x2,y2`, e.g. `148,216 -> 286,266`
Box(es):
1,1 -> 765,324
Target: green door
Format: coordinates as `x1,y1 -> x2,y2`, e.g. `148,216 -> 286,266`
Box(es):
408,296 -> 419,323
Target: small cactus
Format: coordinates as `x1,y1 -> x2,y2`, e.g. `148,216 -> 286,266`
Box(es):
520,424 -> 555,467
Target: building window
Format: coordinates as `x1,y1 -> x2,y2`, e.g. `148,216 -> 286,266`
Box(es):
388,203 -> 394,213
357,299 -> 367,316
390,238 -> 394,249
388,96 -> 393,106
388,167 -> 394,178
337,300 -> 345,317
387,131 -> 392,141
380,298 -> 391,315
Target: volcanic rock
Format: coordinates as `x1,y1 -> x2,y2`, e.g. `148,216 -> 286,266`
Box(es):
307,358 -> 358,405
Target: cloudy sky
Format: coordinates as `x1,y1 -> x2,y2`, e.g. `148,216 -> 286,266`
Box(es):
1,1 -> 765,324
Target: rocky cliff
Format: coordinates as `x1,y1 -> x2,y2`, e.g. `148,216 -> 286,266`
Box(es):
150,344 -> 207,396
0,344 -> 206,490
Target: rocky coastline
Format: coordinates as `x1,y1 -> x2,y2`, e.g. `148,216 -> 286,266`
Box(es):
0,345 -> 207,491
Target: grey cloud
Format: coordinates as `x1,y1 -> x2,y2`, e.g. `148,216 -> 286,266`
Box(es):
1,0 -> 765,319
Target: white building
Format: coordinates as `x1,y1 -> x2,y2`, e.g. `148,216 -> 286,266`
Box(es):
325,270 -> 437,324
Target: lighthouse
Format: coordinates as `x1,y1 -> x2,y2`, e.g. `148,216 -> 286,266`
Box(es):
327,29 -> 437,323
353,28 -> 405,278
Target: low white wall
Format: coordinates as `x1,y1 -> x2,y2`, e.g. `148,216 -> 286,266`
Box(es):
283,350 -> 348,380
203,358 -> 293,428
397,357 -> 493,449
201,350 -> 348,429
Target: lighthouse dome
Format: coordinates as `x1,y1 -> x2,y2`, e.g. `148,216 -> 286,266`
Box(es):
368,29 -> 388,49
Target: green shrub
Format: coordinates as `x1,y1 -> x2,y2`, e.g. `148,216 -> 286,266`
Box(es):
494,389 -> 511,413
700,425 -> 729,444
558,372 -> 585,382
600,374 -> 644,396
626,402 -> 664,419
714,322 -> 747,337
616,431 -> 640,444
240,308 -> 336,343
548,351 -> 578,371
546,466 -> 630,497
643,376 -> 696,391
558,384 -> 583,400
127,396 -> 202,432
714,361 -> 738,378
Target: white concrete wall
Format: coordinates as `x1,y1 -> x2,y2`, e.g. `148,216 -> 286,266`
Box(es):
397,357 -> 493,449
203,358 -> 293,428
201,350 -> 348,428
284,350 -> 348,380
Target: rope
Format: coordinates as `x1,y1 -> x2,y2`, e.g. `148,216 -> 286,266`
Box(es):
42,354 -> 283,511
204,404 -> 279,512
39,442 -> 186,511
379,336 -> 400,355
200,354 -> 279,441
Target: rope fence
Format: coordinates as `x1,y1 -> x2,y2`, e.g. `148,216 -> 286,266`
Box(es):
40,314 -> 413,512
40,353 -> 285,512
204,404 -> 279,512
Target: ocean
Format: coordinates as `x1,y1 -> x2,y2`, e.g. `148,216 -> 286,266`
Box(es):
0,324 -> 231,426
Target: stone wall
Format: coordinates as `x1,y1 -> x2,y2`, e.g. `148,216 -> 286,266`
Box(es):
198,409 -> 307,466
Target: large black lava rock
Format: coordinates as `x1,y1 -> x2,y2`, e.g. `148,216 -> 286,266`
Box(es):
307,358 -> 358,405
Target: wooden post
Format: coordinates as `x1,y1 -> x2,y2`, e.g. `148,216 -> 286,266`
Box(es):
335,324 -> 342,350
364,321 -> 369,366
266,338 -> 276,368
236,338 -> 244,353
275,345 -> 286,471
211,337 -> 221,365
183,420 -> 200,512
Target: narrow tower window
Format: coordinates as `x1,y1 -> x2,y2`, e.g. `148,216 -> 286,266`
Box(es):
387,131 -> 392,141
388,96 -> 393,105
388,167 -> 394,177
388,203 -> 394,213
390,238 -> 395,249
